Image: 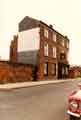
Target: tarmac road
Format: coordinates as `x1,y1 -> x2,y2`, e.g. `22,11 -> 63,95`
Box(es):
0,79 -> 81,120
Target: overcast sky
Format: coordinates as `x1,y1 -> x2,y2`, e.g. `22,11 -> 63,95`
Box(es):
0,0 -> 81,65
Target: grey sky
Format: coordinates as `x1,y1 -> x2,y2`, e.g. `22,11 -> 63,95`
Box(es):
0,0 -> 81,65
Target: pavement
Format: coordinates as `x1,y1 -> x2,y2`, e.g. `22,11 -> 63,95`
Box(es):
0,78 -> 80,90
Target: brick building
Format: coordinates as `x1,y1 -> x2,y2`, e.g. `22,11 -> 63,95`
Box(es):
10,35 -> 18,63
69,66 -> 81,78
10,16 -> 69,80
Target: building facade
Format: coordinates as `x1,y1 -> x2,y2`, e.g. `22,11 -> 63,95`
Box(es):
57,34 -> 69,79
10,16 -> 69,80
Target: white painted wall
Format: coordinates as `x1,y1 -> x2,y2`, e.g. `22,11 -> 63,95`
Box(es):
18,27 -> 40,52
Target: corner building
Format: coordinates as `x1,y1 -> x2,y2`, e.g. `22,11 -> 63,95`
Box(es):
10,16 -> 69,80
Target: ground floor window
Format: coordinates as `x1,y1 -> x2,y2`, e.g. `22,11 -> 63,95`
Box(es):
62,66 -> 68,75
65,67 -> 68,75
44,63 -> 48,75
51,64 -> 56,75
62,66 -> 65,75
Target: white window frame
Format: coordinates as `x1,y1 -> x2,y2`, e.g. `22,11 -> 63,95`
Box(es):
65,67 -> 68,75
44,29 -> 48,38
53,47 -> 56,58
62,67 -> 65,75
44,43 -> 48,56
44,63 -> 48,75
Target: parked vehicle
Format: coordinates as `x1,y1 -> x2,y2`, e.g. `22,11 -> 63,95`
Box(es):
67,84 -> 81,120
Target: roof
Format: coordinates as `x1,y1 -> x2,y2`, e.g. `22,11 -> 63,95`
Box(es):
19,16 -> 39,24
40,21 -> 69,40
19,16 -> 69,40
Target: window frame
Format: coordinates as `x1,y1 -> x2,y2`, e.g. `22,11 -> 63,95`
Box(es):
66,41 -> 69,48
53,33 -> 56,42
53,47 -> 56,58
44,63 -> 48,76
44,29 -> 49,38
61,39 -> 65,46
44,43 -> 48,56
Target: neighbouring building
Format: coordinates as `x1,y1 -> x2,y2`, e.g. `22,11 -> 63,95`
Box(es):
10,16 -> 69,80
69,66 -> 81,78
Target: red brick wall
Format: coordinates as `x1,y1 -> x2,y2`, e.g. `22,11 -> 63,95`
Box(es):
69,68 -> 81,78
35,23 -> 69,80
69,69 -> 74,78
0,61 -> 33,84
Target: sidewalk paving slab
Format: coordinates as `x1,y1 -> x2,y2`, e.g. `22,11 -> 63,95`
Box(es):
0,78 -> 80,90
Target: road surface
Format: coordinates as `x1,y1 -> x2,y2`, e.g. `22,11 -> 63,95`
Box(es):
0,79 -> 81,120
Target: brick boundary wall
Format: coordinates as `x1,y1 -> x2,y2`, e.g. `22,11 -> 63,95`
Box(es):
0,61 -> 34,84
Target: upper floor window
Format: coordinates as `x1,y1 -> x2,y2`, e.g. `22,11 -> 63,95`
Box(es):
53,47 -> 56,58
67,41 -> 69,48
44,29 -> 48,38
44,43 -> 48,56
53,33 -> 56,42
61,39 -> 65,46
60,53 -> 65,60
60,50 -> 65,59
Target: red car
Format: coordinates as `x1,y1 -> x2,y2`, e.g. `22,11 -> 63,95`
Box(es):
67,84 -> 81,120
